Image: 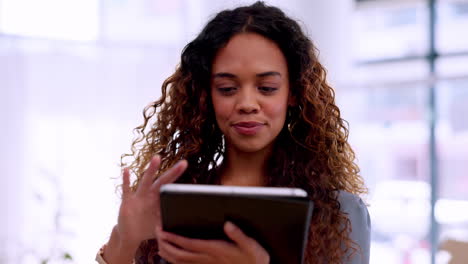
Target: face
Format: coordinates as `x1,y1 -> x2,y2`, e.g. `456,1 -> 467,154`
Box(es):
211,33 -> 291,154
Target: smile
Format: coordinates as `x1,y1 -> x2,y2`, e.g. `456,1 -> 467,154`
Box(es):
232,122 -> 265,135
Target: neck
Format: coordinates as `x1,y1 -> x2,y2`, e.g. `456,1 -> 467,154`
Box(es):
219,144 -> 272,186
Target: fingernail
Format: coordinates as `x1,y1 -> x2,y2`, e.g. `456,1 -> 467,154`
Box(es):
225,221 -> 236,232
157,231 -> 165,239
157,228 -> 163,234
178,159 -> 187,167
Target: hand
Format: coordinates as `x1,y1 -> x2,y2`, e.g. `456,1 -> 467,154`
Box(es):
157,221 -> 270,264
116,155 -> 188,247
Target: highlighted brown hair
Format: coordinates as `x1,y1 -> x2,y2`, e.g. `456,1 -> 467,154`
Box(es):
122,2 -> 367,263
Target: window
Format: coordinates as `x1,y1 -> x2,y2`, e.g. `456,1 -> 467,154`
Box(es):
349,0 -> 468,263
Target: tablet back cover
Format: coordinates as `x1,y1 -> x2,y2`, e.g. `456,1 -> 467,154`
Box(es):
161,188 -> 313,264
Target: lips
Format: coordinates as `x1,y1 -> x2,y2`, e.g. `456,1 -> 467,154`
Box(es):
232,122 -> 265,135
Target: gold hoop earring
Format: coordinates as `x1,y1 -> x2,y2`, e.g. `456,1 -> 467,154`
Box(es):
287,106 -> 299,134
288,118 -> 296,134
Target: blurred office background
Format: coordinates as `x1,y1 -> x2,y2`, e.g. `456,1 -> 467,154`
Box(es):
1,0 -> 467,263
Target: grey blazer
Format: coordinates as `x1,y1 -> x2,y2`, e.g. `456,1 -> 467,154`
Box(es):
338,191 -> 371,264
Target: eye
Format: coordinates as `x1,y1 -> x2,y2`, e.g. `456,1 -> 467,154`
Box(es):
258,86 -> 278,93
217,87 -> 237,95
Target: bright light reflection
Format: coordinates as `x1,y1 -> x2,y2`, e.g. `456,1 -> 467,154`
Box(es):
0,0 -> 99,41
436,199 -> 468,224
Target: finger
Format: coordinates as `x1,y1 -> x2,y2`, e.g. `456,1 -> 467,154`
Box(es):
155,226 -> 166,245
159,230 -> 229,253
138,155 -> 161,193
152,159 -> 188,231
158,248 -> 194,264
158,239 -> 206,264
157,248 -> 178,264
224,222 -> 258,252
122,168 -> 131,196
150,159 -> 188,191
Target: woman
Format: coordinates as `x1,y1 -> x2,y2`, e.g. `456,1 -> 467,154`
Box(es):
97,2 -> 370,264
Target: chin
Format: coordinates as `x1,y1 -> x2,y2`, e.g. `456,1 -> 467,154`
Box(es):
230,141 -> 273,154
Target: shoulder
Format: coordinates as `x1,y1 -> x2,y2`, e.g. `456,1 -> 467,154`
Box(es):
337,191 -> 371,264
337,191 -> 369,220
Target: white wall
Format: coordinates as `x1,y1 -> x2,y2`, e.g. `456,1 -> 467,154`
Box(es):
0,1 -> 353,262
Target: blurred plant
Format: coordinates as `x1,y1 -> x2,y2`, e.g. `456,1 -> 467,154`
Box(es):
34,166 -> 76,264
8,166 -> 77,264
40,252 -> 73,264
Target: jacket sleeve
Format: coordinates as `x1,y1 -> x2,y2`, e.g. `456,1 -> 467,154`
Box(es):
338,191 -> 371,264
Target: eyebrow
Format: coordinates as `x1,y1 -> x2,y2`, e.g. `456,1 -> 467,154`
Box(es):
256,71 -> 282,78
212,71 -> 282,79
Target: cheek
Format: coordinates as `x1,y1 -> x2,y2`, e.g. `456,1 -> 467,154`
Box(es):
212,96 -> 232,122
266,102 -> 288,123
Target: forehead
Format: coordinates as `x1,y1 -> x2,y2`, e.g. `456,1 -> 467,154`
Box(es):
211,33 -> 288,75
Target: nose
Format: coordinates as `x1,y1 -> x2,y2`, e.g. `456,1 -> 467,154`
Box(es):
235,87 -> 259,114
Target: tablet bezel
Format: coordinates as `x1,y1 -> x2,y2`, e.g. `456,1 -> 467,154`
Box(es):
160,183 -> 308,197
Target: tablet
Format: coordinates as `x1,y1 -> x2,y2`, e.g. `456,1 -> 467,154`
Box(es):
160,184 -> 313,264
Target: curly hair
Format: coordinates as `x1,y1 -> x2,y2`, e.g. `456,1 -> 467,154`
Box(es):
122,1 -> 367,263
